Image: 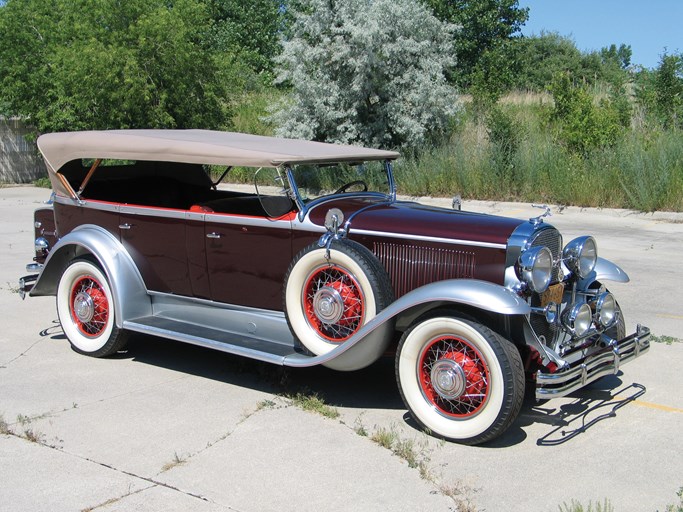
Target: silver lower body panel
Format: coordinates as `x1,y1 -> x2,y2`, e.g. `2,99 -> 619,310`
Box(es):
535,324 -> 650,399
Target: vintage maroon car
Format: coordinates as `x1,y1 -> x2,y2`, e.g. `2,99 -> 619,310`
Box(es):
19,129 -> 650,444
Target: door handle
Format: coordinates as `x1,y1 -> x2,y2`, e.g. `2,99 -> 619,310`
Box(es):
119,223 -> 133,230
206,232 -> 221,239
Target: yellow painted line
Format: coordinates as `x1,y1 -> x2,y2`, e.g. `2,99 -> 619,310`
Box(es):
614,397 -> 683,414
655,313 -> 683,320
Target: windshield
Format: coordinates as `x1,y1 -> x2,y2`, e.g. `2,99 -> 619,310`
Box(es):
288,161 -> 391,203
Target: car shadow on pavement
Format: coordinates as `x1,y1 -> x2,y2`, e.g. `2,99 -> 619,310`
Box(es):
43,324 -> 639,448
114,332 -> 407,411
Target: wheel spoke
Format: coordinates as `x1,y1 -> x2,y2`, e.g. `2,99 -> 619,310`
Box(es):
303,265 -> 365,342
419,336 -> 490,418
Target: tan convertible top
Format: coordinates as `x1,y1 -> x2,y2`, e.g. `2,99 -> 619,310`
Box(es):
37,129 -> 400,172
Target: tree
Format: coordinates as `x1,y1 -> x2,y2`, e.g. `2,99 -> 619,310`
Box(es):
204,0 -> 282,79
0,0 -> 236,134
270,0 -> 459,150
422,0 -> 528,87
653,52 -> 683,129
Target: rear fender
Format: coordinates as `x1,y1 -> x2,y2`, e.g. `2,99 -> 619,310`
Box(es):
30,224 -> 151,327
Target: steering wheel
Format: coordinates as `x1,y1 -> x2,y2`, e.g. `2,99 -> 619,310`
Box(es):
333,180 -> 368,195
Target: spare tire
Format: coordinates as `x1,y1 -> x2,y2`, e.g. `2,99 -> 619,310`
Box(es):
284,240 -> 394,357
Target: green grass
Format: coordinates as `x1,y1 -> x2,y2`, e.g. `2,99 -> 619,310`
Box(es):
287,391 -> 340,419
558,499 -> 614,512
393,106 -> 683,212
228,89 -> 682,212
652,334 -> 682,345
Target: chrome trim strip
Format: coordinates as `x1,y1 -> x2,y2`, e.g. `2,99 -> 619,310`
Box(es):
120,205 -> 186,219
350,229 -> 507,249
204,212 -> 293,229
54,194 -> 119,212
535,325 -> 650,399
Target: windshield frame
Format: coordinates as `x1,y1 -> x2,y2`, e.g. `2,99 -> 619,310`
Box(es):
285,159 -> 397,221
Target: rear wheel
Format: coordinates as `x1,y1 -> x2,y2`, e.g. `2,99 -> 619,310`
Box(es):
56,259 -> 128,357
396,313 -> 524,445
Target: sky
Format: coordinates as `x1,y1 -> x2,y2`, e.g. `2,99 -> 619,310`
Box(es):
518,0 -> 683,69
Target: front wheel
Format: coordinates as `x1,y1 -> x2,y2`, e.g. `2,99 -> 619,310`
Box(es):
56,259 -> 129,357
396,314 -> 524,445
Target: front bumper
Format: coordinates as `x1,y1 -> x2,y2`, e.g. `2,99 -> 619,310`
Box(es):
535,324 -> 650,399
18,263 -> 43,299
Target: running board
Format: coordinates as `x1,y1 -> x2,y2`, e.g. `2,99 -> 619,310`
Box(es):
123,316 -> 306,365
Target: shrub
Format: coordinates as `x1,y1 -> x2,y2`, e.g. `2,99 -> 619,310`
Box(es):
269,0 -> 460,150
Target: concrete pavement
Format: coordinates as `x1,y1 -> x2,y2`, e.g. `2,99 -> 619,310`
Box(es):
1,186 -> 681,512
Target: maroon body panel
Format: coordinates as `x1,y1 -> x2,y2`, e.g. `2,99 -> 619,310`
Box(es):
205,216 -> 293,310
52,194 -> 524,308
33,207 -> 58,264
119,208 -> 192,295
308,198 -> 522,246
54,201 -> 120,242
305,198 -> 523,294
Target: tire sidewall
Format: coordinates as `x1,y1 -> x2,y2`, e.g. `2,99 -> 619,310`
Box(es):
285,244 -> 379,355
397,316 -> 505,441
57,260 -> 116,354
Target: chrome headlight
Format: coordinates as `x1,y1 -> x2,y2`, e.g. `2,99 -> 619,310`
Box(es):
594,292 -> 617,328
563,236 -> 597,278
35,237 -> 49,254
516,246 -> 553,293
562,302 -> 593,336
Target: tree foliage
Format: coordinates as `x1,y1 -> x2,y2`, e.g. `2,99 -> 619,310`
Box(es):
509,33 -> 632,92
422,0 -> 528,87
549,73 -> 624,154
0,0 -> 239,134
204,0 -> 282,79
270,0 -> 460,150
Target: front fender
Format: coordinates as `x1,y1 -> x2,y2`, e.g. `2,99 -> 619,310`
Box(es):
30,224 -> 151,327
284,279 -> 530,370
579,257 -> 630,289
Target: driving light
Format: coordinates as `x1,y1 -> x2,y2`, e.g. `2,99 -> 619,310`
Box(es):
594,292 -> 617,328
516,246 -> 553,293
563,236 -> 597,278
563,302 -> 593,336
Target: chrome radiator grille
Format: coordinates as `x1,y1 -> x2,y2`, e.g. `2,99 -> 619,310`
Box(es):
528,226 -> 563,344
529,227 -> 563,283
373,242 -> 476,298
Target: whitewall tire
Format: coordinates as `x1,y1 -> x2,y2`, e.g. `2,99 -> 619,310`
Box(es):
284,241 -> 393,356
396,313 -> 524,445
56,259 -> 129,357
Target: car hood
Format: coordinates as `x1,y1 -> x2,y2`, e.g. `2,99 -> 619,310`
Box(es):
307,198 -> 525,247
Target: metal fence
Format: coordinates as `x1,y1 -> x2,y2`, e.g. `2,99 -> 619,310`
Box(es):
0,117 -> 44,183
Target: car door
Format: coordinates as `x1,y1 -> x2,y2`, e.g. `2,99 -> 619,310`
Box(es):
119,205 -> 193,296
204,212 -> 294,311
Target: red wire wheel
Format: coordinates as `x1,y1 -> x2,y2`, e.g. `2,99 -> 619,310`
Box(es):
283,240 -> 394,365
57,259 -> 129,357
302,264 -> 365,342
418,336 -> 490,418
69,275 -> 110,337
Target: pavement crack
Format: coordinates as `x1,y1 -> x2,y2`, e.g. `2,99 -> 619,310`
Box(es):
1,337 -> 46,367
80,484 -> 155,512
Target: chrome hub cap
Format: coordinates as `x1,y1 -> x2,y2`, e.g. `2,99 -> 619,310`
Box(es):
73,292 -> 95,323
430,359 -> 466,400
312,286 -> 345,325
